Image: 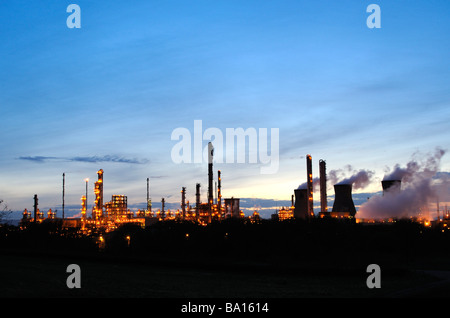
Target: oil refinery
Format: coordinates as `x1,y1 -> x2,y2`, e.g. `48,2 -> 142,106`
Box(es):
19,144 -> 450,234
20,142 -> 258,233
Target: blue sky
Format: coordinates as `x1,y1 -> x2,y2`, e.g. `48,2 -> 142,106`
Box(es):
1,1 -> 449,219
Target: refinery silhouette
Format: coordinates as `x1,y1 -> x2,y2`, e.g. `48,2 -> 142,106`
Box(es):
2,143 -> 450,299
18,143 -> 450,233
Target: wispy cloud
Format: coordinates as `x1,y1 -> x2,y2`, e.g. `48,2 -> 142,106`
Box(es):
17,155 -> 149,165
17,156 -> 59,163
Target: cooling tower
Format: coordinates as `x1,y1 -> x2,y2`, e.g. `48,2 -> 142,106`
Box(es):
381,180 -> 401,195
332,184 -> 356,217
294,188 -> 309,219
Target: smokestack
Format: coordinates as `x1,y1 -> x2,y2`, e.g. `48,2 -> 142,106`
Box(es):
196,183 -> 201,219
306,154 -> 314,217
332,184 -> 356,217
294,188 -> 308,219
181,187 -> 186,219
381,180 -> 401,196
319,160 -> 327,213
33,194 -> 38,223
208,142 -> 214,207
147,177 -> 150,214
62,173 -> 65,220
218,170 -> 222,217
161,198 -> 165,219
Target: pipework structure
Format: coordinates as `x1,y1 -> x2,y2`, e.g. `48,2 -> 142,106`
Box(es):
93,169 -> 104,220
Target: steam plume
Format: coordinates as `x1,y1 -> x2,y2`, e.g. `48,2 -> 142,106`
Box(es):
297,177 -> 320,191
359,147 -> 447,219
328,165 -> 374,190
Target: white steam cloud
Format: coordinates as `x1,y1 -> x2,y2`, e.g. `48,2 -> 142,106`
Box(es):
358,147 -> 447,219
329,165 -> 374,190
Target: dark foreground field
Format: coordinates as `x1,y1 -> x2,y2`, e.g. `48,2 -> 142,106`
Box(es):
1,219 -> 450,299
0,250 -> 447,298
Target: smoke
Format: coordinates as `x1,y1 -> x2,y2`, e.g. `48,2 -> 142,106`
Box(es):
359,147 -> 447,219
297,167 -> 373,192
329,165 -> 374,190
297,177 -> 320,191
336,169 -> 374,189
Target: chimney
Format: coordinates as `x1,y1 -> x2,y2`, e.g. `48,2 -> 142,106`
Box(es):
196,183 -> 201,220
62,173 -> 65,220
208,142 -> 214,207
147,177 -> 151,214
181,187 -> 186,219
218,170 -> 222,216
33,194 -> 38,223
306,154 -> 314,217
319,159 -> 327,213
332,184 -> 356,217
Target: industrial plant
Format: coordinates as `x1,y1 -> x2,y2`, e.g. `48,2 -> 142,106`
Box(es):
19,142 -> 258,234
19,143 -> 450,236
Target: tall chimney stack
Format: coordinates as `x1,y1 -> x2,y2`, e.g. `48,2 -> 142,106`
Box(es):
33,194 -> 38,223
62,173 -> 65,220
196,183 -> 201,220
147,177 -> 150,215
181,187 -> 186,219
218,170 -> 222,217
306,154 -> 314,217
319,160 -> 327,213
208,142 -> 214,207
